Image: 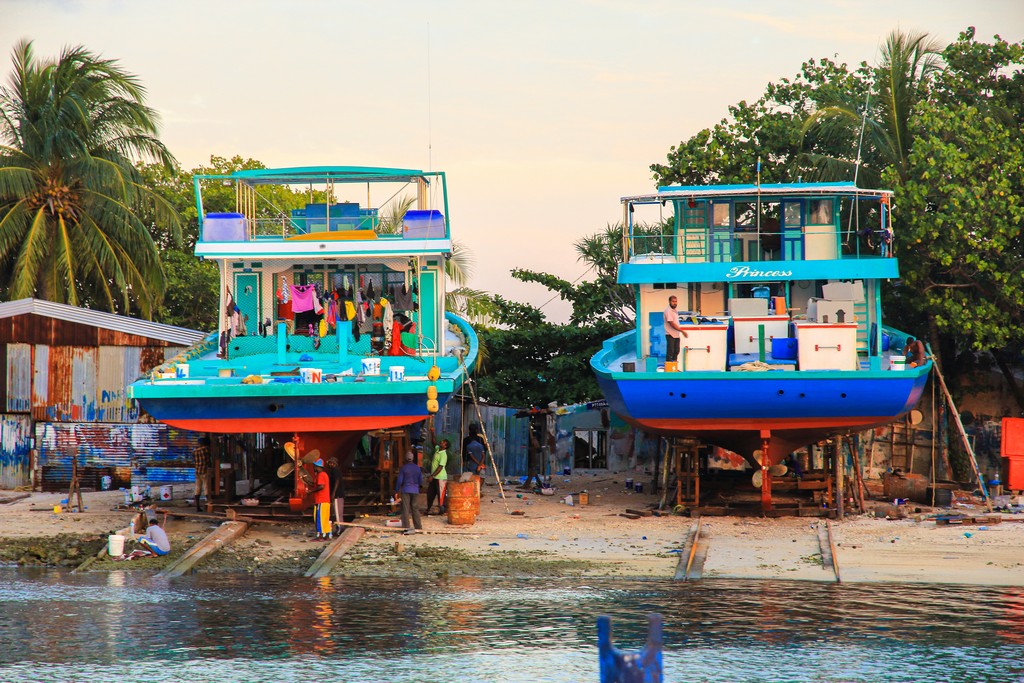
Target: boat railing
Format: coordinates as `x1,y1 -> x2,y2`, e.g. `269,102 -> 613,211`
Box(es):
625,226 -> 893,263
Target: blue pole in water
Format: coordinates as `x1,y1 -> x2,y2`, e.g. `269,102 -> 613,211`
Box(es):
597,613 -> 663,683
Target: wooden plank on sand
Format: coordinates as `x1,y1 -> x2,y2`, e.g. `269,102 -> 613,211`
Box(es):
304,527 -> 365,578
157,520 -> 249,578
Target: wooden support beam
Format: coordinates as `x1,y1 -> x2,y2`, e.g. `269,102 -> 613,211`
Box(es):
304,527 -> 365,578
157,520 -> 250,578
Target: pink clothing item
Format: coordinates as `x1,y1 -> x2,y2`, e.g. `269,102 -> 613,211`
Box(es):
290,285 -> 316,313
664,306 -> 681,339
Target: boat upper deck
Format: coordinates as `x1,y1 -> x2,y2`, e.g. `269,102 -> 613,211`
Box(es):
618,181 -> 897,284
194,166 -> 451,260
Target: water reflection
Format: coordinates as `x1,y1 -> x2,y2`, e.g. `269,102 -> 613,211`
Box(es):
0,569 -> 1022,683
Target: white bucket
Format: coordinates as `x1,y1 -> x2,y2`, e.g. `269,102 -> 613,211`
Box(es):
100,475 -> 112,491
108,534 -> 125,556
389,365 -> 405,382
300,368 -> 322,383
890,355 -> 906,371
361,357 -> 381,375
175,363 -> 190,379
159,485 -> 173,501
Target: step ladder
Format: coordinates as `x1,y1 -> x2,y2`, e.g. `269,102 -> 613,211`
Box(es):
854,299 -> 869,357
680,205 -> 706,262
890,415 -> 915,473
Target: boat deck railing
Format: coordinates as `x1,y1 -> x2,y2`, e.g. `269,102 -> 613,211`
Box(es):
626,227 -> 893,264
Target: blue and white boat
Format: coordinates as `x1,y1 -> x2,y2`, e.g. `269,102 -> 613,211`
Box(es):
590,181 -> 930,503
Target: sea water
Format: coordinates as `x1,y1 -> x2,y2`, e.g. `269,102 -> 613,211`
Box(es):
0,568 -> 1021,683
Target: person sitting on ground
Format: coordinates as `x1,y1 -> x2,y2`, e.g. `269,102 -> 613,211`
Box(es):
904,336 -> 928,368
136,518 -> 171,556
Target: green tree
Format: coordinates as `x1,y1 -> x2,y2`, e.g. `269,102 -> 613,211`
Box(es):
803,30 -> 944,185
890,30 -> 1024,410
0,40 -> 179,317
652,58 -> 870,187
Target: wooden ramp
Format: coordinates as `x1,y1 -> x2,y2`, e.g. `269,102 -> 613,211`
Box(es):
816,521 -> 841,583
157,520 -> 249,578
674,520 -> 707,581
304,527 -> 365,578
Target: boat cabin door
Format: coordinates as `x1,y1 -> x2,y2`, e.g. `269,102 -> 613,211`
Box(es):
781,201 -> 804,260
233,272 -> 262,334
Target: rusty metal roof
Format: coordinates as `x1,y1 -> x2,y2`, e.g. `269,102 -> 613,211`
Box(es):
0,299 -> 206,347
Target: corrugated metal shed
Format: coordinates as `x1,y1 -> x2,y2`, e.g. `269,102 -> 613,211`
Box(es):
436,399 -> 530,477
36,422 -> 198,490
0,414 -> 32,489
3,343 -> 32,412
0,298 -> 207,347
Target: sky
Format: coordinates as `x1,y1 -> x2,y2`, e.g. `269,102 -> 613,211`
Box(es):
2,0 -> 1021,323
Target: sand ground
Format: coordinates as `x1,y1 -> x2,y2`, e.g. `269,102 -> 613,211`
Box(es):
2,471 -> 1022,584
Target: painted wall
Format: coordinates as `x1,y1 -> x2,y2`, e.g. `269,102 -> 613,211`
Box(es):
434,398 -> 530,477
0,413 -> 32,489
35,422 -> 199,491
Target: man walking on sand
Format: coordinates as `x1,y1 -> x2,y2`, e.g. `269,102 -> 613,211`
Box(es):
395,451 -> 423,533
193,436 -> 212,511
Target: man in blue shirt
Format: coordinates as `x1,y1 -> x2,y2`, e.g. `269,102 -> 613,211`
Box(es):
395,451 -> 423,533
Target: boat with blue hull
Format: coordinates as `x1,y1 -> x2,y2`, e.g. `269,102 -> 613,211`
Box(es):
129,166 -> 477,476
591,182 -> 930,506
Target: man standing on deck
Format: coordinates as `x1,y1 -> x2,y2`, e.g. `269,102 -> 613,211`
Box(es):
663,296 -> 689,370
193,436 -> 212,512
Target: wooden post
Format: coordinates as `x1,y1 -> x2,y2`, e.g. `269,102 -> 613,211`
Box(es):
760,433 -> 772,513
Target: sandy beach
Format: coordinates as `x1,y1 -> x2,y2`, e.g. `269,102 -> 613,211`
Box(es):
2,471 -> 1022,584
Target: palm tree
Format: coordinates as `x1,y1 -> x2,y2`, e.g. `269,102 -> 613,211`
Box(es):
0,40 -> 179,317
802,30 -> 944,185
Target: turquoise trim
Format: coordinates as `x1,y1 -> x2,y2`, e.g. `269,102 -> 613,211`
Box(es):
617,257 -> 899,284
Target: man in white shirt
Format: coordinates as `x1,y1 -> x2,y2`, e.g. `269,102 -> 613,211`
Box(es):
136,518 -> 171,556
663,296 -> 689,369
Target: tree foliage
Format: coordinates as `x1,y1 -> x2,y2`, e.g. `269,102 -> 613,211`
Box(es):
0,40 -> 179,317
652,58 -> 871,186
890,29 -> 1024,407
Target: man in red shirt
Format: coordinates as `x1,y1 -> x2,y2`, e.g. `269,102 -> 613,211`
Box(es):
311,459 -> 332,540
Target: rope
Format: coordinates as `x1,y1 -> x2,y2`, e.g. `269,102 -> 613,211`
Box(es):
456,354 -> 511,513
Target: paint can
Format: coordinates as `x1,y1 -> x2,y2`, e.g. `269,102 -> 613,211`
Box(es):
300,368 -> 323,383
159,485 -> 173,501
389,365 -> 405,382
108,534 -> 125,556
361,357 -> 381,375
634,482 -> 644,494
625,478 -> 633,490
889,355 -> 906,371
100,475 -> 112,491
175,363 -> 190,379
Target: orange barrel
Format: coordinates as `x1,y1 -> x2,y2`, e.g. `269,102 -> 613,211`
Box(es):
447,481 -> 478,526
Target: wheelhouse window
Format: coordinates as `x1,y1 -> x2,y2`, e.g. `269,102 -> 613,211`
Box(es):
808,199 -> 833,225
711,202 -> 731,228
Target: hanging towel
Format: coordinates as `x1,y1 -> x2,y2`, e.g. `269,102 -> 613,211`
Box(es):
393,283 -> 414,311
290,284 -> 316,313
